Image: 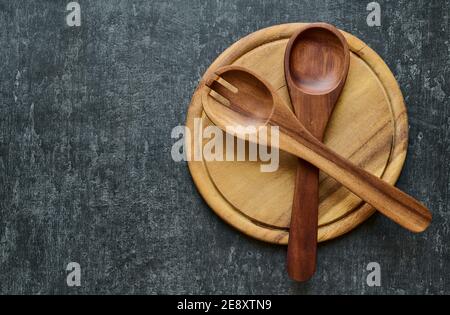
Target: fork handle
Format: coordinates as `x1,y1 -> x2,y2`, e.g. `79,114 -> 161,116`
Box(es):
280,130 -> 432,232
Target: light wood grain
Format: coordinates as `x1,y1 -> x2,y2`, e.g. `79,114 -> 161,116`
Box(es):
186,23 -> 410,244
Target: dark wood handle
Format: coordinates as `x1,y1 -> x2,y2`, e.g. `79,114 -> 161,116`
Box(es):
287,159 -> 319,281
283,131 -> 432,232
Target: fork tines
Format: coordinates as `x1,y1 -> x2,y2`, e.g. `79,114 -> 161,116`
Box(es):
205,74 -> 238,106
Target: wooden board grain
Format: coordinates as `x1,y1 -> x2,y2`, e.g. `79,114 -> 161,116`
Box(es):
186,23 -> 408,244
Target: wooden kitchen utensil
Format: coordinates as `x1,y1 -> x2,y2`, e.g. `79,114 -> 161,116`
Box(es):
187,23 -> 410,244
284,23 -> 350,281
204,65 -> 432,233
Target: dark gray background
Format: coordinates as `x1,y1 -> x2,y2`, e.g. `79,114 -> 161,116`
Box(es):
0,0 -> 448,294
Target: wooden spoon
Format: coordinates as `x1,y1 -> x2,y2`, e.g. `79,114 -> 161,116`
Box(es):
204,65 -> 431,236
284,23 -> 350,281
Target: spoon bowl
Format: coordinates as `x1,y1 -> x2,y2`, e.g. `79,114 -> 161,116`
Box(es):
289,26 -> 348,94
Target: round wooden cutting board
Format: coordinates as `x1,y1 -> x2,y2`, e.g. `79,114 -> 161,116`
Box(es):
186,23 -> 408,244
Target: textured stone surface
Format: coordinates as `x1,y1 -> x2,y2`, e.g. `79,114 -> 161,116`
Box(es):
0,0 -> 448,294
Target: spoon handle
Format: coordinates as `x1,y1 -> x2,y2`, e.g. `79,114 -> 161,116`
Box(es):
287,160 -> 318,281
286,94 -> 332,282
280,129 -> 432,232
